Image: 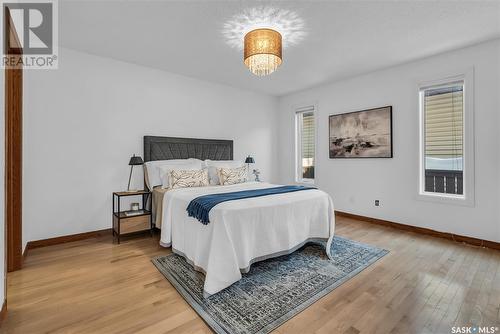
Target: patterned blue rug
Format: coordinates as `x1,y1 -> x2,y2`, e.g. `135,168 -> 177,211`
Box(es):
152,236 -> 388,334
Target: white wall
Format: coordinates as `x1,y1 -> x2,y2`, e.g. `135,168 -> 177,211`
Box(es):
278,39 -> 500,242
23,48 -> 279,247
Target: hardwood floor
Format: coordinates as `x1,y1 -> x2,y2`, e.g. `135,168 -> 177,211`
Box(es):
3,216 -> 500,333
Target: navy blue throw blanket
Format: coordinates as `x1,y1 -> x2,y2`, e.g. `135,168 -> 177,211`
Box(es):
187,185 -> 316,225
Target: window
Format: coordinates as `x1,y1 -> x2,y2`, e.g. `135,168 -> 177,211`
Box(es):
295,106 -> 315,183
418,71 -> 474,205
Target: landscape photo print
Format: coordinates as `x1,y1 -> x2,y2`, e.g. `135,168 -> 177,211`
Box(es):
329,106 -> 393,158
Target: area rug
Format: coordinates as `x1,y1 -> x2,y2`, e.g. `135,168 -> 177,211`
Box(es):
152,236 -> 388,334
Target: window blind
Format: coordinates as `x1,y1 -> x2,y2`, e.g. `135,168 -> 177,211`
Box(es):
424,85 -> 463,159
301,112 -> 315,162
296,106 -> 315,180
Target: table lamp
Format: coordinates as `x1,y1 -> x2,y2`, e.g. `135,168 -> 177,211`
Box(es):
127,154 -> 144,191
245,155 -> 255,179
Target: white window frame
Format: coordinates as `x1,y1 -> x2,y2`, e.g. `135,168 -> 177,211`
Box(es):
417,68 -> 475,206
295,105 -> 317,184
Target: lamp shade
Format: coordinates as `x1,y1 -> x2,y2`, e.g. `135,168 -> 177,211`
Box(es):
245,156 -> 255,164
128,155 -> 144,166
244,28 -> 282,76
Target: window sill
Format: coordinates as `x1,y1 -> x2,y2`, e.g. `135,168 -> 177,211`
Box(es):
416,192 -> 475,207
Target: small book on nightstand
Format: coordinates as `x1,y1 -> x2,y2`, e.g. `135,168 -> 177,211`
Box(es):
123,210 -> 147,217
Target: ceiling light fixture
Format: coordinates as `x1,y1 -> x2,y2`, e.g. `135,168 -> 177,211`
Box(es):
244,28 -> 282,76
223,6 -> 306,77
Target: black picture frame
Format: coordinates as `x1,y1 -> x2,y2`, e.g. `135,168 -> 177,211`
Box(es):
328,106 -> 393,159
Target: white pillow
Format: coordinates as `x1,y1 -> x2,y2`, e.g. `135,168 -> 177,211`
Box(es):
204,160 -> 244,185
159,163 -> 201,189
144,159 -> 202,189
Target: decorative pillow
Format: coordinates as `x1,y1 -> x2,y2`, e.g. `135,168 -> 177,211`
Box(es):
204,160 -> 245,185
169,169 -> 209,189
159,164 -> 201,189
217,166 -> 247,185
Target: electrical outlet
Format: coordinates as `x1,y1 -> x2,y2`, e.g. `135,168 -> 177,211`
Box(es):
375,200 -> 380,207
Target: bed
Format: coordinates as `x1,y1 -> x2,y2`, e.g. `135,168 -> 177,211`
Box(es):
144,136 -> 335,297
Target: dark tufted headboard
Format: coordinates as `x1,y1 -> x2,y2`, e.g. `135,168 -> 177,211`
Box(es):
143,136 -> 233,162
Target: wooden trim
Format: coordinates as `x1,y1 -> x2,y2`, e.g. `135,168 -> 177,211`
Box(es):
0,299 -> 6,327
5,7 -> 23,272
21,212 -> 500,254
25,229 -> 112,251
335,211 -> 500,251
4,8 -> 22,55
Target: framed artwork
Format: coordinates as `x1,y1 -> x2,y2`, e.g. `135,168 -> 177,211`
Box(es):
329,106 -> 393,158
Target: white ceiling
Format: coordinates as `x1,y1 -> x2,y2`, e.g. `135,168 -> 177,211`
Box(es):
59,1 -> 500,96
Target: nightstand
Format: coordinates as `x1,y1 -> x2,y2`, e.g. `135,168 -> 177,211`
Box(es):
112,190 -> 152,244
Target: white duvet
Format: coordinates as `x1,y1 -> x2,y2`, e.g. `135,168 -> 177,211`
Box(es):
160,182 -> 335,296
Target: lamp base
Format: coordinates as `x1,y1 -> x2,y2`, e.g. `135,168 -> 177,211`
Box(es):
124,189 -> 139,193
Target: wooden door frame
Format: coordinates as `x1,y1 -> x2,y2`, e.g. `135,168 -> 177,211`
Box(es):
4,6 -> 23,273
